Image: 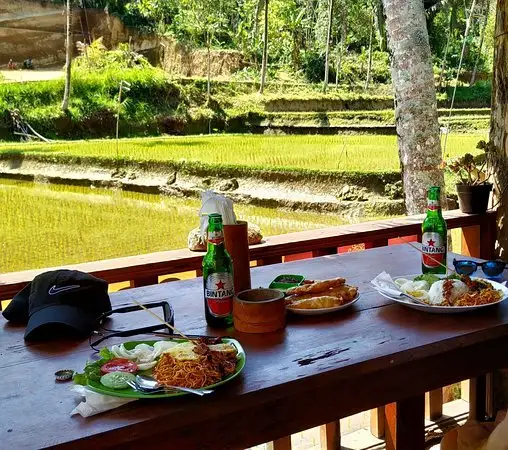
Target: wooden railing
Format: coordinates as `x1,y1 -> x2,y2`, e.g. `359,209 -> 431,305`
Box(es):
0,209 -> 498,450
0,209 -> 497,302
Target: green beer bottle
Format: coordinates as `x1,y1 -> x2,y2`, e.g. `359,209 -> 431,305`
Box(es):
421,186 -> 447,274
202,213 -> 234,328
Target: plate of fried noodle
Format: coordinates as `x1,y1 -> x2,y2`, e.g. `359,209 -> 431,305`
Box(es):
86,337 -> 245,398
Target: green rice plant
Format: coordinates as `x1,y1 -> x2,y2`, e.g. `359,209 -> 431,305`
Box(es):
0,133 -> 487,174
0,179 -> 372,273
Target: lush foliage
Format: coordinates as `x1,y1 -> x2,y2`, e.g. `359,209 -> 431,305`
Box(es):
74,38 -> 151,71
36,0 -> 494,85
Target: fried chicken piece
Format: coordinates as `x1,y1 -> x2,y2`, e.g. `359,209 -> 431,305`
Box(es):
288,295 -> 341,309
286,278 -> 345,296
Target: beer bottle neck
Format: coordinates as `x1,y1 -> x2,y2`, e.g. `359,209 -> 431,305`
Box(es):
426,187 -> 442,216
207,221 -> 226,255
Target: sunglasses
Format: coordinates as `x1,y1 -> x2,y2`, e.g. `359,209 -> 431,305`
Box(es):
453,258 -> 507,278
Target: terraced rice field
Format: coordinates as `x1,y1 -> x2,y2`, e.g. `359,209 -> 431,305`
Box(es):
0,133 -> 486,173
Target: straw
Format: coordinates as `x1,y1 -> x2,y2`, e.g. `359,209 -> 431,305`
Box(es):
397,235 -> 455,273
131,299 -> 197,343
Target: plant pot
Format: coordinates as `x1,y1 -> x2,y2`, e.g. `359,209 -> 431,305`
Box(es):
456,183 -> 492,214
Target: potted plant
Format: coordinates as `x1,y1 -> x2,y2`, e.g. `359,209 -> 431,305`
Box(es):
443,141 -> 493,214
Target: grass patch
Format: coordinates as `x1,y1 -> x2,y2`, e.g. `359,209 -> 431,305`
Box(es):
0,179 -> 384,272
0,133 -> 486,174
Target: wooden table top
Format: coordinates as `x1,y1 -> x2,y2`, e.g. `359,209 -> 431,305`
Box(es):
3,244 -> 508,450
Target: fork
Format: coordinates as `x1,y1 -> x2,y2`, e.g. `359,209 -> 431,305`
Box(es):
125,380 -> 212,396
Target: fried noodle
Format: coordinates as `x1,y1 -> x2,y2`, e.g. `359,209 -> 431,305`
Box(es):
153,344 -> 237,389
454,289 -> 502,306
153,354 -> 222,388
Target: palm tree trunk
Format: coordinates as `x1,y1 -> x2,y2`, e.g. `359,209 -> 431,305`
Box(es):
382,0 -> 444,214
364,14 -> 374,91
207,32 -> 211,104
61,0 -> 72,112
259,0 -> 269,94
323,0 -> 334,93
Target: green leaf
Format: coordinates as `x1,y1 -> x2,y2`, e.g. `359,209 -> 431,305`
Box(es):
99,347 -> 114,360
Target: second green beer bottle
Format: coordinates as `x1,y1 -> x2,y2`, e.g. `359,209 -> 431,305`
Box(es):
421,186 -> 447,274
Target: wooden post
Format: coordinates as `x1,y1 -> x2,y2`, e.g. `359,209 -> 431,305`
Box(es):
257,256 -> 283,266
320,421 -> 341,450
469,375 -> 487,421
479,214 -> 497,261
425,388 -> 443,420
130,275 -> 159,288
312,247 -> 338,257
365,238 -> 389,249
385,395 -> 425,450
461,225 -> 481,258
370,407 -> 385,438
267,436 -> 292,450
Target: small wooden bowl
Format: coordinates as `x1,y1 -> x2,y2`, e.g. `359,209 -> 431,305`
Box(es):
233,288 -> 286,334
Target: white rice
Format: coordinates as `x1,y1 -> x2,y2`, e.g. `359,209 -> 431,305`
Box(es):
428,279 -> 469,305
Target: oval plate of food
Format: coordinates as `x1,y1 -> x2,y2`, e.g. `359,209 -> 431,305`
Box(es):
75,337 -> 245,399
377,273 -> 508,314
285,277 -> 360,315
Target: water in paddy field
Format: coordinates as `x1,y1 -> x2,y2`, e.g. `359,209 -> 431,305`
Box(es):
0,179 -> 357,273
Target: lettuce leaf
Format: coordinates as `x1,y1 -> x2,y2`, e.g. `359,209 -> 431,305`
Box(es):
73,346 -> 114,384
413,274 -> 440,286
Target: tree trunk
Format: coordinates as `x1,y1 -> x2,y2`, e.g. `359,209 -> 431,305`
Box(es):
259,0 -> 268,94
336,6 -> 348,87
491,0 -> 508,259
382,0 -> 444,214
335,42 -> 343,86
207,32 -> 211,105
323,0 -> 334,93
61,0 -> 72,112
252,0 -> 265,46
470,0 -> 490,85
364,14 -> 374,91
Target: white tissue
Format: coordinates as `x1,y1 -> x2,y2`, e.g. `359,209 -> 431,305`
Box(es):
199,190 -> 237,237
70,385 -> 137,417
371,271 -> 404,297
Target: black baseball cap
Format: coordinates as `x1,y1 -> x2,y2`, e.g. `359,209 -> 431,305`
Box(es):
2,270 -> 111,340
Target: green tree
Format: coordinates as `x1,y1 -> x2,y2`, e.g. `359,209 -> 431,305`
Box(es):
177,0 -> 231,102
62,0 -> 72,112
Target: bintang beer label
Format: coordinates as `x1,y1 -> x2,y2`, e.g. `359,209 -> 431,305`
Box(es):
421,232 -> 446,268
421,186 -> 447,274
205,272 -> 234,317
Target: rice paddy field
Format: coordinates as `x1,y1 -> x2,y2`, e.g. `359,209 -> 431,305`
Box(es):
1,133 -> 486,273
0,179 -> 373,273
0,133 -> 486,173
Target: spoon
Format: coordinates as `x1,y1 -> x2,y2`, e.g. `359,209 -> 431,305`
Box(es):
375,287 -> 429,306
135,375 -> 213,396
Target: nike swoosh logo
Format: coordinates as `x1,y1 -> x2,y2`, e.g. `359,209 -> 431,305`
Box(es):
48,284 -> 80,295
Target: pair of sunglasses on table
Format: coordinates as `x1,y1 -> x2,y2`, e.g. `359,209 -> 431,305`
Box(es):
453,258 -> 507,278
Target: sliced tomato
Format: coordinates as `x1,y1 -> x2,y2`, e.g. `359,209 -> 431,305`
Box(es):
100,358 -> 138,375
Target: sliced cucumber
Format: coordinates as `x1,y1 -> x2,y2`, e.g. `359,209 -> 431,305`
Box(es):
100,371 -> 136,389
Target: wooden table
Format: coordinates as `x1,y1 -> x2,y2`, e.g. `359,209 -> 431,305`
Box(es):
2,245 -> 508,450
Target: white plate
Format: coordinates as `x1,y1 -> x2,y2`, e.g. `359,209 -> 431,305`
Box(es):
375,275 -> 508,314
287,293 -> 361,316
